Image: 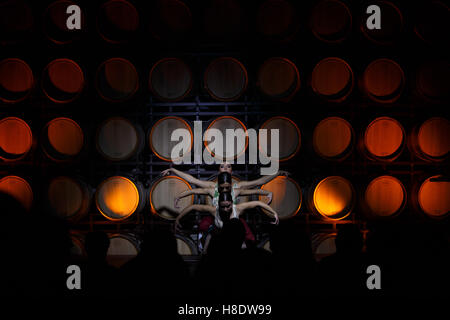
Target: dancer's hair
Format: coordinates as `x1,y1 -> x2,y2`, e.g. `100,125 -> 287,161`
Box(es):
218,192 -> 233,221
218,172 -> 232,186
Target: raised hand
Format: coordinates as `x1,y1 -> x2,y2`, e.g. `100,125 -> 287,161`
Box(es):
271,214 -> 279,225
174,197 -> 181,209
161,169 -> 172,176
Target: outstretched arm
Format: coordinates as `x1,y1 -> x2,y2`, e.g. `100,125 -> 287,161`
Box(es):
162,168 -> 214,188
236,201 -> 279,225
237,189 -> 273,204
237,170 -> 289,189
174,188 -> 214,208
175,204 -> 216,230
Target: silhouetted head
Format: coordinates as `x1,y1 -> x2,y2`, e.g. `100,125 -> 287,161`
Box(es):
140,228 -> 177,257
85,231 -> 110,262
335,224 -> 363,255
218,172 -> 232,193
270,222 -> 313,260
218,192 -> 233,221
219,162 -> 232,174
222,218 -> 246,251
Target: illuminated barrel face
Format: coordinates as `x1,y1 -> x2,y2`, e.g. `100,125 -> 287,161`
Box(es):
96,176 -> 141,221
364,117 -> 405,160
313,176 -> 354,220
313,117 -> 353,160
363,59 -> 405,103
310,0 -> 352,43
0,117 -> 33,161
311,57 -> 353,102
42,59 -> 84,103
43,118 -> 84,161
360,1 -> 403,44
48,177 -> 89,220
106,234 -> 139,268
176,235 -> 197,256
96,58 -> 138,102
415,117 -> 450,161
97,0 -> 139,43
149,117 -> 192,162
259,117 -> 301,161
312,233 -> 337,262
365,176 -> 406,218
260,176 -> 302,219
204,57 -> 248,101
204,116 -> 248,161
44,0 -> 84,44
150,176 -> 193,220
0,58 -> 33,103
418,176 -> 450,219
0,176 -> 33,211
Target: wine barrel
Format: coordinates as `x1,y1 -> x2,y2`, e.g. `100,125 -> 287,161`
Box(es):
310,0 -> 352,43
259,176 -> 302,219
364,175 -> 406,219
256,0 -> 298,40
313,117 -> 354,161
176,235 -> 198,255
409,117 -> 450,162
259,116 -> 301,161
149,116 -> 193,162
311,57 -> 353,102
149,0 -> 193,42
42,117 -> 84,161
47,176 -> 91,221
0,0 -> 33,44
204,116 -> 248,161
415,61 -> 450,102
96,176 -> 145,221
96,117 -> 143,161
96,58 -> 138,102
312,233 -> 337,262
203,0 -> 245,40
42,59 -> 84,103
0,58 -> 33,103
204,57 -> 248,101
414,1 -> 450,45
97,0 -> 139,43
149,58 -> 192,101
360,1 -> 403,45
312,176 -> 355,220
363,117 -> 405,161
0,117 -> 33,161
149,176 -> 194,220
257,57 -> 300,101
362,59 -> 405,103
205,175 -> 250,206
259,237 -> 272,252
0,175 -> 33,211
106,233 -> 139,268
44,0 -> 84,44
415,175 -> 449,219
69,233 -> 86,258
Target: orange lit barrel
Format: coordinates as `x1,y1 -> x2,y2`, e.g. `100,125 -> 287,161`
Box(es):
256,0 -> 298,40
149,117 -> 193,162
415,61 -> 450,101
313,117 -> 354,160
0,176 -> 33,211
106,233 -> 139,268
0,0 -> 33,44
96,117 -> 143,161
42,59 -> 84,103
361,1 -> 403,44
204,116 -> 248,161
205,175 -> 249,206
310,0 -> 352,43
416,175 -> 449,219
0,58 -> 33,103
96,58 -> 138,102
97,0 -> 139,43
149,0 -> 193,41
149,176 -> 194,220
0,117 -> 33,161
260,176 -> 302,219
363,117 -> 405,161
311,58 -> 353,102
362,59 -> 405,103
312,176 -> 355,220
176,235 -> 198,256
42,117 -> 84,161
47,176 -> 91,221
96,176 -> 145,221
410,117 -> 450,162
44,0 -> 84,44
312,233 -> 337,262
364,176 -> 406,219
257,57 -> 300,101
259,117 -> 301,161
204,57 -> 248,101
414,1 -> 450,45
149,58 -> 192,102
203,0 -> 245,40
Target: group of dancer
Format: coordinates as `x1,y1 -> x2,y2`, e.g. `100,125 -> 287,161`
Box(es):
162,163 -> 286,247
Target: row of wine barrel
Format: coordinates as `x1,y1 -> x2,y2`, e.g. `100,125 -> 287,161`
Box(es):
1,115 -> 448,162
1,57 -> 449,103
1,0 -> 448,46
69,231 -> 337,266
0,174 -> 448,222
